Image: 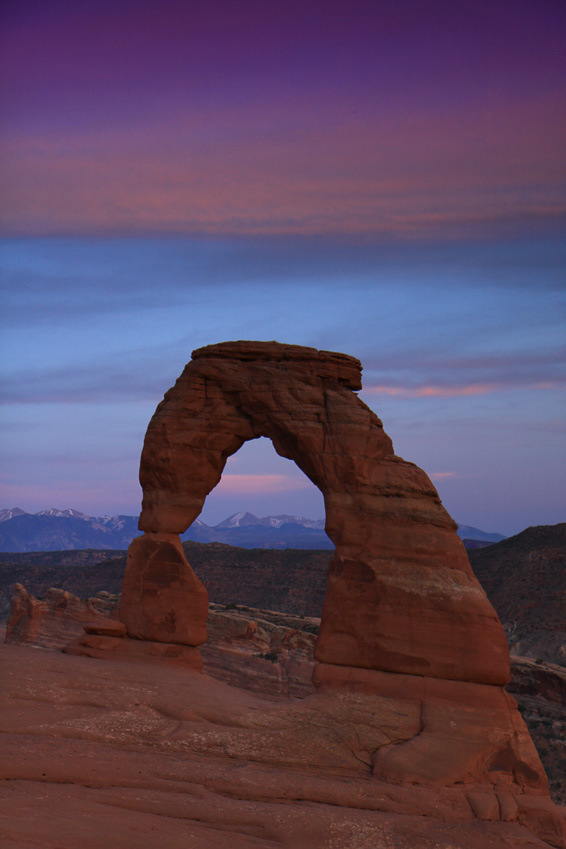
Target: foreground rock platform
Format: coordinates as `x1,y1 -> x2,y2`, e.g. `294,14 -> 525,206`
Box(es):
1,644 -> 565,849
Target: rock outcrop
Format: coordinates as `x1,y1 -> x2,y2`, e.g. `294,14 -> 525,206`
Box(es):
5,583 -> 118,650
201,604 -> 318,699
120,533 -> 208,646
509,658 -> 566,805
122,341 -> 509,686
62,340 -> 565,845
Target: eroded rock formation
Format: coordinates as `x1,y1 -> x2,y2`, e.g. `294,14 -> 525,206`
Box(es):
62,340 -> 564,846
5,583 -> 118,650
120,341 -> 509,685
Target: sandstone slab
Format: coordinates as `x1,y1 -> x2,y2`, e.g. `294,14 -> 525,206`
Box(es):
1,644 -> 564,849
64,633 -> 203,670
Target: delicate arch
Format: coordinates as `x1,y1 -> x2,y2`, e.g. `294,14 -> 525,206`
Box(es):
120,341 -> 510,686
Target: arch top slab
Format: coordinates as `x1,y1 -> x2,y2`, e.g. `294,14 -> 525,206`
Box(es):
191,340 -> 363,390
132,340 -> 510,686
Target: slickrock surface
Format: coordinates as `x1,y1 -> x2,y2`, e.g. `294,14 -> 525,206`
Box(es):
5,585 -> 317,698
126,340 -> 509,685
1,643 -> 565,849
6,587 -> 566,803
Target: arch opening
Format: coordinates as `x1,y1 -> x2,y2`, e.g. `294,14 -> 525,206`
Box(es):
196,435 -> 326,531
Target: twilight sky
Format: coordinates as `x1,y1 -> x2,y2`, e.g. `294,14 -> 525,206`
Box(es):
1,0 -> 565,536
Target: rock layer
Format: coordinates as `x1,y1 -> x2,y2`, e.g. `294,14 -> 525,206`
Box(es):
5,586 -> 566,804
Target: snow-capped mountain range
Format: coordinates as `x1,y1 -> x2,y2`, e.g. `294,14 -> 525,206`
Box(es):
0,507 -> 132,529
215,511 -> 325,530
0,507 -> 504,553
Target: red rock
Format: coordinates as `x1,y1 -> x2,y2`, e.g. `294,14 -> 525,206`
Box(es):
467,791 -> 501,821
63,633 -> 203,670
510,655 -> 566,705
83,620 -> 127,637
106,339 -> 560,838
3,585 -> 565,845
1,644 -> 564,849
9,340 -> 560,846
515,795 -> 566,849
497,791 -> 520,822
4,587 -> 315,696
119,532 -> 208,645
313,662 -> 547,791
200,604 -> 317,698
127,341 -> 509,686
4,583 -> 116,650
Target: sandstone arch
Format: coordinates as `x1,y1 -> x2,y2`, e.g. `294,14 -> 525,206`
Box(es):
120,340 -> 509,687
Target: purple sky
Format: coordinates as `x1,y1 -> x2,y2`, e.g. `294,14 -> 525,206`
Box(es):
1,0 -> 565,535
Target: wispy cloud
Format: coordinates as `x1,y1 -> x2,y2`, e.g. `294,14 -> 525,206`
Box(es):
365,380 -> 565,398
2,103 -> 564,239
367,383 -> 497,398
213,474 -> 311,494
0,358 -> 173,405
0,479 -> 142,516
361,342 -> 566,400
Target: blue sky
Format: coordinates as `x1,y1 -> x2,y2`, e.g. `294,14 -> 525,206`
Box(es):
2,234 -> 564,535
1,0 -> 565,537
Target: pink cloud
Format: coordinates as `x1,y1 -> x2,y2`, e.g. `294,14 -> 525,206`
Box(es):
0,479 -> 142,516
213,474 -> 311,495
365,381 -> 564,398
366,383 -> 498,398
1,91 -> 564,237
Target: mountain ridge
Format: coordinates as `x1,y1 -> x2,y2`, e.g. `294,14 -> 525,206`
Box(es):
0,507 -> 503,552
